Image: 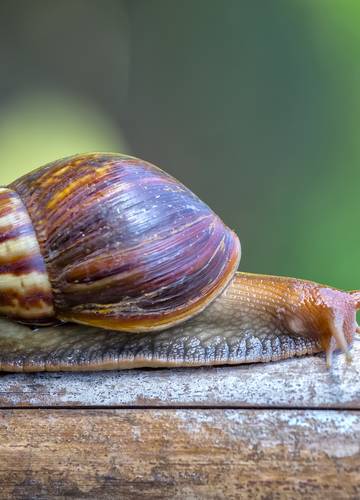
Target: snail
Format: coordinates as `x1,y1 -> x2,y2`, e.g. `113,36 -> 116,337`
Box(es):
0,152 -> 358,372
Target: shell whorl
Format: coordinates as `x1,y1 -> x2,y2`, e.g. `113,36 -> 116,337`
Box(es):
10,153 -> 240,332
0,188 -> 55,323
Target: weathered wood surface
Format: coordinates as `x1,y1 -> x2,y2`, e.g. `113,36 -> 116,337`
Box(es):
0,409 -> 358,499
0,338 -> 359,408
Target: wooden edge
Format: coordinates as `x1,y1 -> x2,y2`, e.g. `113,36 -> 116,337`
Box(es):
0,409 -> 359,498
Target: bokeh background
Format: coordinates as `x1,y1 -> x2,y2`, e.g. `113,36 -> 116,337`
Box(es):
0,0 -> 359,294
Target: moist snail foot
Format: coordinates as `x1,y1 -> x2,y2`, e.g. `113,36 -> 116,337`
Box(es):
0,316 -> 320,372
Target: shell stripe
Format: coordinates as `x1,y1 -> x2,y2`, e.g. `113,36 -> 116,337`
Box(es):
61,238 -> 240,332
0,209 -> 29,227
0,254 -> 47,275
0,224 -> 35,244
0,235 -> 41,259
0,188 -> 55,322
0,278 -> 54,319
63,214 -> 215,284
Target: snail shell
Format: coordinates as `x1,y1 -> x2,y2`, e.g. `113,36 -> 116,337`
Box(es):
1,153 -> 240,332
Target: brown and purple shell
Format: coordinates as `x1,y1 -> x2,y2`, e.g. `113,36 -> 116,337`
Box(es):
1,153 -> 240,332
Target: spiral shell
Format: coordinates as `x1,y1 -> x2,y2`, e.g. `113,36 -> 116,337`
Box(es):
6,153 -> 240,332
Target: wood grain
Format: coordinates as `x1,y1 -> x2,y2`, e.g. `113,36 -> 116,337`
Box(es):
0,409 -> 358,499
0,338 -> 359,408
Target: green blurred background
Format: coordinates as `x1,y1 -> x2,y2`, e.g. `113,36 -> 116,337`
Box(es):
0,0 -> 359,292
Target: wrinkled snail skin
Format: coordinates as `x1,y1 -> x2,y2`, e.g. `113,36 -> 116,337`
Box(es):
0,152 -> 358,372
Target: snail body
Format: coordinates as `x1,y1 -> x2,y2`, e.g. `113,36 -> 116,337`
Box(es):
0,153 -> 358,372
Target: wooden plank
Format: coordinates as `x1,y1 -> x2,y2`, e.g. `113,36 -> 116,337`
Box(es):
0,338 -> 359,408
0,409 -> 358,499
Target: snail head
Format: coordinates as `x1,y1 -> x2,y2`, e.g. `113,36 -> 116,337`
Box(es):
286,285 -> 360,367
